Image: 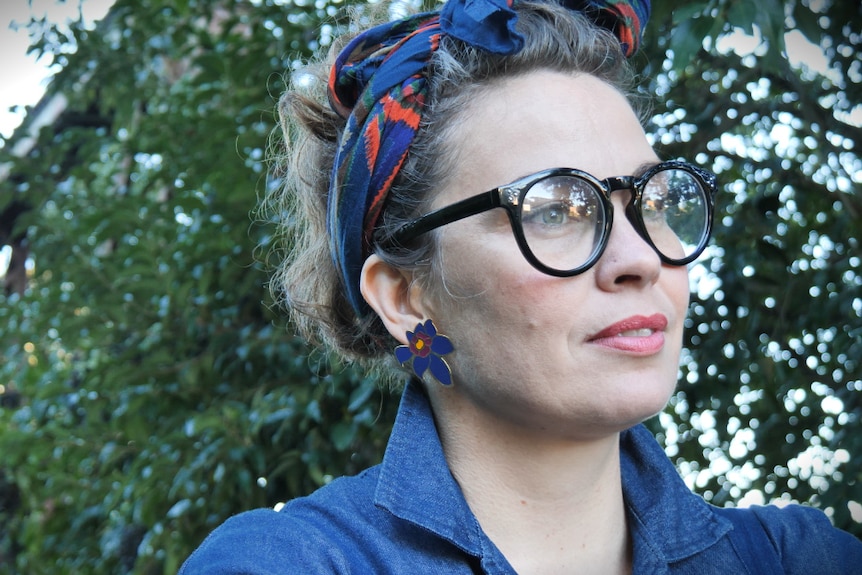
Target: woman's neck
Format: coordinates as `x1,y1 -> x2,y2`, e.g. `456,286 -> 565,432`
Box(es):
429,391 -> 633,575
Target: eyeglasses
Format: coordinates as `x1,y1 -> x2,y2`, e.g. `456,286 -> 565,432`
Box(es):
387,161 -> 717,276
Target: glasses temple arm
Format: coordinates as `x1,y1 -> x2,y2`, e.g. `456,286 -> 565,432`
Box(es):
389,190 -> 501,244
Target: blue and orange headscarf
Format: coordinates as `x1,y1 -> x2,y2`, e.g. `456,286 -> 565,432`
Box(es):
327,0 -> 651,315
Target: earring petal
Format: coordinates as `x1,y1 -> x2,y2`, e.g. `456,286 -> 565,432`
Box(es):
412,354 -> 430,378
430,334 -> 453,355
393,319 -> 455,386
429,355 -> 452,386
422,318 -> 437,337
394,344 -> 413,365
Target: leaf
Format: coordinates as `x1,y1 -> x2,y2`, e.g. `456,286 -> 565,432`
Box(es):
330,422 -> 355,452
791,2 -> 823,46
672,3 -> 709,26
727,1 -> 758,35
166,499 -> 192,519
753,0 -> 787,63
670,17 -> 713,71
347,378 -> 376,413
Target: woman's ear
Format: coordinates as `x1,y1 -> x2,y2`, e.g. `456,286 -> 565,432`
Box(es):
360,255 -> 428,344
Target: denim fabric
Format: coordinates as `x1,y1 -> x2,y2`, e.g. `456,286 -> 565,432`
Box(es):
180,381 -> 862,574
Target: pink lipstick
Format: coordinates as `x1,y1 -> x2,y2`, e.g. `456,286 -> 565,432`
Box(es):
588,314 -> 668,354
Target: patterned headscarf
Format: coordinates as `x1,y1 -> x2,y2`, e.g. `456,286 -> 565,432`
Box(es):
327,0 -> 651,314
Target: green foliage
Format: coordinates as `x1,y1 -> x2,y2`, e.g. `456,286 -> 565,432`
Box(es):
645,0 -> 861,536
0,0 -> 859,573
0,1 -> 397,573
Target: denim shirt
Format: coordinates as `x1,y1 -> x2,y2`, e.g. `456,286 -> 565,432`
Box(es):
180,381 -> 862,574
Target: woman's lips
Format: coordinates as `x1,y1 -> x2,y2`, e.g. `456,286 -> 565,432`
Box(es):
588,314 -> 668,354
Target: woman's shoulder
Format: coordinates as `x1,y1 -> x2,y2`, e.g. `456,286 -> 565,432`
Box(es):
720,503 -> 862,574
179,468 -> 385,574
745,502 -> 860,546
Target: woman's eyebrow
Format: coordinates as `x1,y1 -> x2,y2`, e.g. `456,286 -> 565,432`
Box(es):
634,160 -> 661,177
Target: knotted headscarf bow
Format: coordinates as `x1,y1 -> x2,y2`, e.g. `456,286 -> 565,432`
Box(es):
327,0 -> 651,315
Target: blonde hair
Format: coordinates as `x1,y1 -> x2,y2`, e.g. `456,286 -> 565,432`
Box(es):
265,0 -> 636,371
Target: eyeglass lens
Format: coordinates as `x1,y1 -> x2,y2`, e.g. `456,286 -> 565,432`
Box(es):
519,167 -> 708,272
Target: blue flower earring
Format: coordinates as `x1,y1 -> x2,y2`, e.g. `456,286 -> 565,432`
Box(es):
394,319 -> 454,386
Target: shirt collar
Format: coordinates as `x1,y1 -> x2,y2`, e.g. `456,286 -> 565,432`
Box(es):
621,424 -> 732,564
374,380 -> 487,556
374,379 -> 732,565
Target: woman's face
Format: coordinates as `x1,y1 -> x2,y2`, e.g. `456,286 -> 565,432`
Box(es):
423,70 -> 690,439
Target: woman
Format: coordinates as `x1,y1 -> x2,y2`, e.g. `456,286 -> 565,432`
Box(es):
181,0 -> 862,572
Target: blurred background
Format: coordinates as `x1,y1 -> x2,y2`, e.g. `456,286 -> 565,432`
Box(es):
0,0 -> 859,573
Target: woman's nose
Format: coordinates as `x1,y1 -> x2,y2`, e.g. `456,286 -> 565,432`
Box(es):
593,192 -> 662,290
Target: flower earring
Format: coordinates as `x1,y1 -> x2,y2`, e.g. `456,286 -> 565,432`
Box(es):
394,319 -> 454,386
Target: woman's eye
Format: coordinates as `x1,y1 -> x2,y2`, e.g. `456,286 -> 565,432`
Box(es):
521,176 -> 598,234
522,201 -> 572,229
538,203 -> 568,225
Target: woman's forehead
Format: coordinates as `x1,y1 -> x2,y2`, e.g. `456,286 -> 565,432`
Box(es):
438,70 -> 656,201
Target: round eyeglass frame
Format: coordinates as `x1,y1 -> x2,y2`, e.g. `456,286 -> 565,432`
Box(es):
385,160 -> 718,277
